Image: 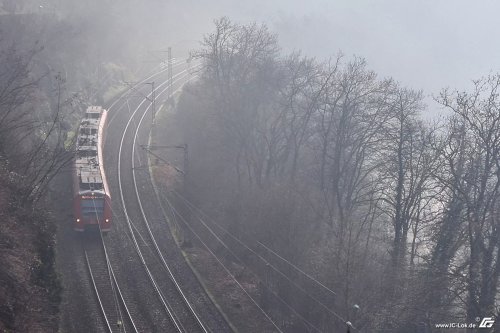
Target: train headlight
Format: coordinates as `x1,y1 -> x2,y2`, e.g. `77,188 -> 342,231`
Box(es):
76,218 -> 80,222
105,219 -> 110,223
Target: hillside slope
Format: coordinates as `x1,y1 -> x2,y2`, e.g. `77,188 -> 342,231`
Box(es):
0,167 -> 60,332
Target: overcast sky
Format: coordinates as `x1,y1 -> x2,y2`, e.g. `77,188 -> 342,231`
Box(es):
32,0 -> 498,116
166,0 -> 500,116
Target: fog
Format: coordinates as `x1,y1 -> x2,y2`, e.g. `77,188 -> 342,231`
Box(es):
3,1 -> 500,332
96,0 -> 500,116
214,1 -> 500,116
16,0 -> 500,106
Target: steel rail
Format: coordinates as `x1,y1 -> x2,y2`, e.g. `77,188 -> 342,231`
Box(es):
84,238 -> 139,333
130,73 -> 208,333
106,59 -> 188,129
117,66 -> 197,332
103,236 -> 140,333
84,249 -> 114,333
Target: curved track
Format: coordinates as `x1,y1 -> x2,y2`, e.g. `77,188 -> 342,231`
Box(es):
117,68 -> 200,332
91,60 -> 233,332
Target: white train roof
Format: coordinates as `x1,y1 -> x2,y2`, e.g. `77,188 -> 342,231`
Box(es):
85,106 -> 104,116
80,169 -> 103,184
75,106 -> 106,192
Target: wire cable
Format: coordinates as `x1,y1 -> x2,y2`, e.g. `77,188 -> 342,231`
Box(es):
163,198 -> 286,333
172,190 -> 355,330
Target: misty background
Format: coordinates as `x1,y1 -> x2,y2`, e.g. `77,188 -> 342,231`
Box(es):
6,0 -> 500,111
2,1 -> 500,332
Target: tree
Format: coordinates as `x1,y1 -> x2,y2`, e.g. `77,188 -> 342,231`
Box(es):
194,17 -> 281,189
379,86 -> 434,276
435,75 -> 500,323
0,40 -> 73,203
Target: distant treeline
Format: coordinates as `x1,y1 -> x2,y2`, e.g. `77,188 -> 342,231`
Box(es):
167,17 -> 500,331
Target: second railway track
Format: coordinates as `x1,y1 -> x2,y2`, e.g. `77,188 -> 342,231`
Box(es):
101,60 -> 232,332
117,68 -> 204,333
76,60 -> 233,332
79,62 -> 198,333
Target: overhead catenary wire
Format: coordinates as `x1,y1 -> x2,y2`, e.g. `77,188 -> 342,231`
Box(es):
82,62 -> 199,333
172,190 -> 356,331
175,190 -> 338,297
106,68 -> 197,268
90,76 -> 184,332
129,71 -> 209,333
137,93 -> 287,331
116,66 -> 205,332
104,184 -> 199,332
256,240 -> 338,297
83,108 -> 127,332
88,194 -> 126,333
134,66 -> 347,331
162,198 -> 286,333
146,161 -> 318,330
106,58 -> 189,130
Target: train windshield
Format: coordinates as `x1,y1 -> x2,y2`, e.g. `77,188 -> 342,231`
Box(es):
77,150 -> 97,158
81,198 -> 104,219
80,182 -> 103,190
86,112 -> 100,119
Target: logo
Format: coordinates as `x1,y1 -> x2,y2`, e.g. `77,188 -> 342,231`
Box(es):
479,317 -> 495,328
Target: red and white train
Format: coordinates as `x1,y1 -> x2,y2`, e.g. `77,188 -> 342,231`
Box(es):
73,106 -> 112,232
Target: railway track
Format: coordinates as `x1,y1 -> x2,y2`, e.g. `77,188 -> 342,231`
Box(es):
110,61 -> 231,332
117,68 -> 203,333
83,232 -> 139,333
79,54 -> 348,333
78,59 -> 232,332
79,63 -> 195,333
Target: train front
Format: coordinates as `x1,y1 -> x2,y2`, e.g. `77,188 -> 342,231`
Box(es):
73,106 -> 111,232
73,145 -> 112,232
74,189 -> 112,232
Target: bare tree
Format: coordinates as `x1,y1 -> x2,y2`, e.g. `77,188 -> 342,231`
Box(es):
434,75 -> 500,323
378,86 -> 434,275
167,17 -> 500,332
0,41 -> 74,203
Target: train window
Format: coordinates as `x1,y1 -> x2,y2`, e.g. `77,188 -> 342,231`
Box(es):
80,182 -> 103,190
77,150 -> 97,158
81,198 -> 104,218
86,113 -> 100,119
